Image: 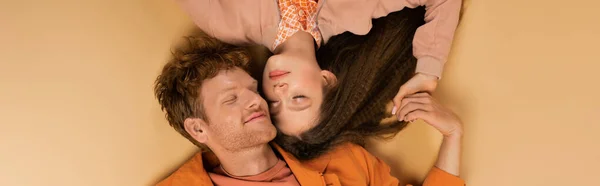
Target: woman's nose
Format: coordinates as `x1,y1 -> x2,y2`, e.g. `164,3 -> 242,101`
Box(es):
273,83 -> 287,95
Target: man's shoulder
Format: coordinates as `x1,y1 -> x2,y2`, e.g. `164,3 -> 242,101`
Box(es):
330,142 -> 380,166
336,142 -> 369,155
156,153 -> 213,186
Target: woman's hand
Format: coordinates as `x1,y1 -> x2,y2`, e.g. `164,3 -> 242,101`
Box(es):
393,92 -> 463,176
392,92 -> 463,138
392,73 -> 438,114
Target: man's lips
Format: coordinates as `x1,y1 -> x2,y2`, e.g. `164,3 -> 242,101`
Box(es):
269,70 -> 290,80
244,112 -> 266,123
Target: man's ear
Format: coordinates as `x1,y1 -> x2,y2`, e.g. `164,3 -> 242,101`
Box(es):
184,118 -> 208,144
321,70 -> 338,89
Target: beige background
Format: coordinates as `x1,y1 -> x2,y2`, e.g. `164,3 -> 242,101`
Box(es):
1,0 -> 598,185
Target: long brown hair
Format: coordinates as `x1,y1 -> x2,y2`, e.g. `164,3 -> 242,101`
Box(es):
275,7 -> 426,160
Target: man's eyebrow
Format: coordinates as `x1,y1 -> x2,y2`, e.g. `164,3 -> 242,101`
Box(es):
219,86 -> 237,94
248,80 -> 258,89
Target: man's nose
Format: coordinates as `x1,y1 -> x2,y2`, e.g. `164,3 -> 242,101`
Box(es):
246,92 -> 261,110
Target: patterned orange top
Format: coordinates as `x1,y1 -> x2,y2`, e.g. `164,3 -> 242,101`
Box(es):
273,0 -> 322,50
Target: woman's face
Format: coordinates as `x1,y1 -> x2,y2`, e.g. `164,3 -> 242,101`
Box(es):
262,53 -> 334,137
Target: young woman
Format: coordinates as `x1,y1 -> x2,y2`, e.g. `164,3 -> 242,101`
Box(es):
270,9 -> 464,179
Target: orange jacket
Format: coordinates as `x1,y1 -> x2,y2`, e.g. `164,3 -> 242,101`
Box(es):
157,143 -> 464,186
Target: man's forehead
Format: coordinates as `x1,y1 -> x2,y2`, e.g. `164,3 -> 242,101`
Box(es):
217,69 -> 254,84
202,69 -> 255,92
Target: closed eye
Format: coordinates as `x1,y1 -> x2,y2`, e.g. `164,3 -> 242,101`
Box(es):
293,95 -> 306,99
288,94 -> 311,111
223,96 -> 237,104
249,80 -> 259,93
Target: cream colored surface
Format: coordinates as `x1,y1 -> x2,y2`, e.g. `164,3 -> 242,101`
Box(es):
1,0 -> 599,186
0,0 -> 198,185
368,0 -> 600,185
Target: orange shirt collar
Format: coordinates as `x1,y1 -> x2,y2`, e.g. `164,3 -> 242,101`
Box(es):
196,143 -> 331,185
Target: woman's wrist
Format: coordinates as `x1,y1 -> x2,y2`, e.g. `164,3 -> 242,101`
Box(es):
443,132 -> 463,142
437,133 -> 462,176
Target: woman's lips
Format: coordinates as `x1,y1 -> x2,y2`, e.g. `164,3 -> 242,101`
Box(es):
269,70 -> 290,80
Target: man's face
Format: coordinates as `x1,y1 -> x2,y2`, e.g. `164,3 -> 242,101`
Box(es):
200,67 -> 276,152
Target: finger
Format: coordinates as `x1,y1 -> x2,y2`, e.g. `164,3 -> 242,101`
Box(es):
398,97 -> 429,120
397,102 -> 430,121
399,97 -> 432,112
405,92 -> 431,98
404,109 -> 429,123
392,86 -> 410,114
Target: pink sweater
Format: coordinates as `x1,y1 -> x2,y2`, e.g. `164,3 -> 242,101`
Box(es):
175,0 -> 461,78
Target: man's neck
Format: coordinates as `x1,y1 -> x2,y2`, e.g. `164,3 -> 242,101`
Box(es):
213,144 -> 279,177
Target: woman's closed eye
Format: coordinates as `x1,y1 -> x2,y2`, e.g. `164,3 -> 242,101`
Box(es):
292,95 -> 308,104
290,95 -> 311,111
293,95 -> 307,99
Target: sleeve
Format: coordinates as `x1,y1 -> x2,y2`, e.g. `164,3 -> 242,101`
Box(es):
351,145 -> 400,186
382,0 -> 462,78
174,0 -> 260,46
353,144 -> 464,186
423,166 -> 465,186
410,0 -> 461,78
